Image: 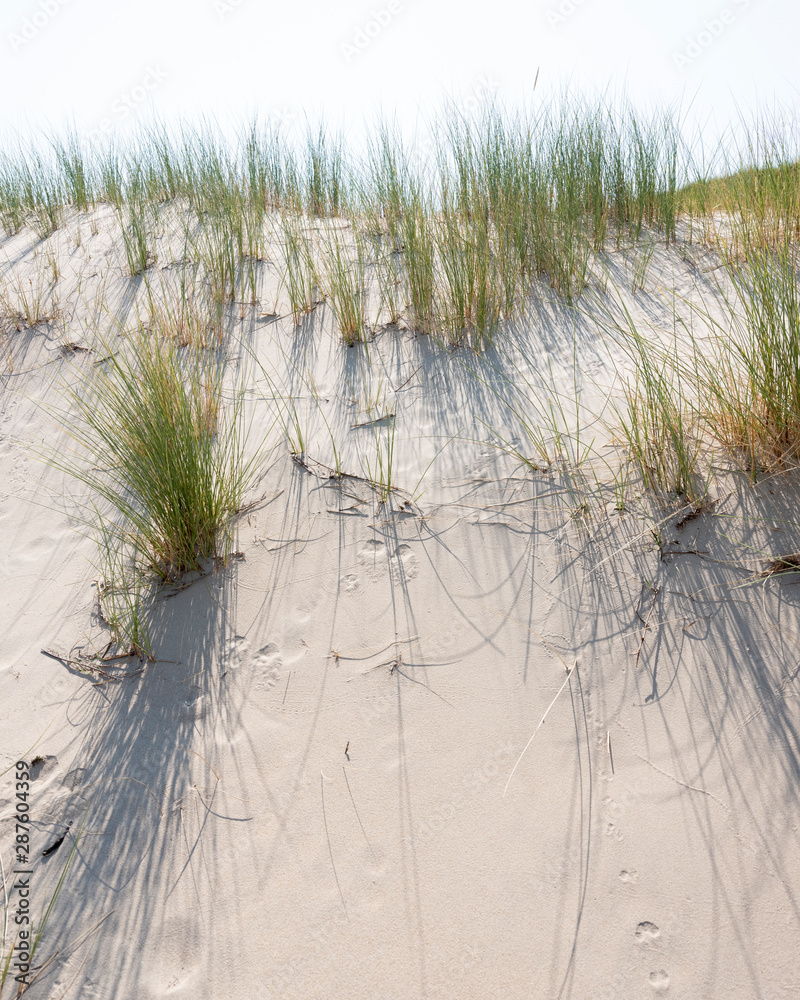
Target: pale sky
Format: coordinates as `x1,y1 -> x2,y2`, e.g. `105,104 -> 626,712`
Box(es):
1,0 -> 797,148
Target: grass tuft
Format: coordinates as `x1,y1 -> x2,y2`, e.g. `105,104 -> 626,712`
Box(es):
698,241 -> 800,476
56,330 -> 254,631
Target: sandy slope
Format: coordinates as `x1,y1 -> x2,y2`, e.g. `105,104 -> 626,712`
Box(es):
1,219 -> 800,999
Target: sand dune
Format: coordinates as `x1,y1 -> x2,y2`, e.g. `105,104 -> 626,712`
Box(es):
1,180 -> 800,1000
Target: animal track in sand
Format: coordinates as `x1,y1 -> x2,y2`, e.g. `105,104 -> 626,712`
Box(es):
340,573 -> 361,594
30,755 -> 57,780
391,543 -> 419,582
63,767 -> 89,790
635,921 -> 661,944
602,795 -> 624,840
649,970 -> 670,991
356,538 -> 420,583
180,688 -> 206,722
253,643 -> 283,690
618,869 -> 639,884
226,635 -> 249,669
357,538 -> 388,579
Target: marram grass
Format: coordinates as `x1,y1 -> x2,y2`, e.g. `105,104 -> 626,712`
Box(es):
697,240 -> 800,476
4,92 -> 800,524
0,96 -> 796,353
61,329 -> 253,589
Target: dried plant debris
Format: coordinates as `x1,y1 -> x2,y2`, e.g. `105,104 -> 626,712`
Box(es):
760,553 -> 800,578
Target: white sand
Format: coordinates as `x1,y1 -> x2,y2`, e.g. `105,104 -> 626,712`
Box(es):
2,213 -> 800,999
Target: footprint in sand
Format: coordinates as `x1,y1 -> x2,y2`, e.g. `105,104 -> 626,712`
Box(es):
390,543 -> 419,582
649,970 -> 670,991
30,755 -> 58,781
225,635 -> 249,670
357,539 -> 389,580
340,573 -> 361,594
180,688 -> 206,722
635,921 -> 661,944
63,767 -> 89,791
253,643 -> 283,690
603,796 -> 624,840
357,539 -> 419,583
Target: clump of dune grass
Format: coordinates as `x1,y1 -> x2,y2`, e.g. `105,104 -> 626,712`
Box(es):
56,329 -> 254,631
83,335 -> 248,579
0,94 -> 691,347
320,226 -> 368,344
0,93 -> 795,355
116,168 -> 158,276
594,290 -> 706,503
94,524 -> 154,659
593,228 -> 800,507
306,126 -> 348,217
680,120 -> 800,252
0,257 -> 60,330
464,343 -> 594,473
278,215 -> 319,323
373,242 -> 405,326
0,96 -> 794,517
616,345 -> 704,501
697,240 -> 800,477
397,192 -> 438,335
361,404 -> 397,505
141,267 -> 223,348
434,195 -> 500,348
